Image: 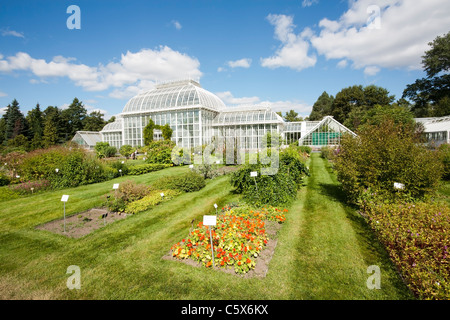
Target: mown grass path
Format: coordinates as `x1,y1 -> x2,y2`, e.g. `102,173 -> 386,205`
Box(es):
0,155 -> 413,299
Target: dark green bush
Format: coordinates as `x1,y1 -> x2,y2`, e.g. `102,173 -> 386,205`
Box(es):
334,119 -> 443,204
106,160 -> 129,177
94,142 -> 117,159
127,163 -> 170,175
299,146 -> 312,154
230,163 -> 298,207
153,171 -> 205,192
439,143 -> 450,180
0,173 -> 10,186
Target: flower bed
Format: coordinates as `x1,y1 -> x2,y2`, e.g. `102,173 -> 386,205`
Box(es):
170,205 -> 287,274
363,200 -> 450,299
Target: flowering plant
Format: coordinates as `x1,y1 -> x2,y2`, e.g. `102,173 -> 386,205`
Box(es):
171,205 -> 287,274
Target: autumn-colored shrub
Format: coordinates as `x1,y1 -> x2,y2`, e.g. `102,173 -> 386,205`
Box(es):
362,199 -> 450,299
124,189 -> 181,214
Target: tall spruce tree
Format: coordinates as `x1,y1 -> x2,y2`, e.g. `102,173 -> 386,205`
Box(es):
62,98 -> 87,140
309,91 -> 334,121
26,103 -> 44,149
4,99 -> 28,142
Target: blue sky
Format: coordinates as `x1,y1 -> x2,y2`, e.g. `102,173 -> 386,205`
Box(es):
1,0 -> 449,119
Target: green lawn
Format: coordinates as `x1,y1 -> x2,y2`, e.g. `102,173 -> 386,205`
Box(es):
0,155 -> 414,299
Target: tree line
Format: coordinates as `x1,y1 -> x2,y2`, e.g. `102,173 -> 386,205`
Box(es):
0,97 -> 113,153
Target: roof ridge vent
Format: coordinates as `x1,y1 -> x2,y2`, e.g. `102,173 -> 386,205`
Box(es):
156,78 -> 201,89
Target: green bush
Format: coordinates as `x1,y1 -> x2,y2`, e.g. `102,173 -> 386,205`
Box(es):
320,146 -> 334,160
230,164 -> 297,207
152,171 -> 205,192
362,200 -> 450,300
334,119 -> 443,204
143,140 -> 176,164
299,146 -> 312,154
439,144 -> 450,180
95,142 -> 117,159
104,180 -> 151,212
127,163 -> 170,175
0,173 -> 10,186
280,147 -> 310,187
119,145 -> 134,159
124,189 -> 181,214
106,160 -> 129,177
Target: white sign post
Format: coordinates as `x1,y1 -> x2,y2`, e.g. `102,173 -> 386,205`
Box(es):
160,192 -> 164,200
214,203 -> 218,214
61,195 -> 69,233
203,215 -> 217,268
119,169 -> 122,177
394,182 -> 405,190
250,171 -> 258,192
113,183 -> 119,190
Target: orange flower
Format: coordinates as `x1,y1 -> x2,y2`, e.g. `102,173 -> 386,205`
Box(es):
206,261 -> 212,268
246,258 -> 251,264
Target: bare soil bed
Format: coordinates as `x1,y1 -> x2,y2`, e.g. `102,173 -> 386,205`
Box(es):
162,221 -> 283,278
36,208 -> 127,238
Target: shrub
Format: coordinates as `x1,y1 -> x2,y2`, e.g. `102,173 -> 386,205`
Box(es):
152,171 -> 205,192
299,146 -> 312,155
104,180 -> 151,212
49,151 -> 108,188
362,200 -> 450,300
127,163 -> 170,175
119,145 -> 134,159
439,144 -> 450,180
0,173 -> 10,186
320,146 -> 334,160
230,163 -> 297,207
143,140 -> 176,164
334,119 -> 443,204
95,142 -> 117,159
124,189 -> 181,214
106,160 -> 129,177
8,179 -> 51,195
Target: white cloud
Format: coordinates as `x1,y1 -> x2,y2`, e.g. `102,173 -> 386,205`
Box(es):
302,0 -> 319,7
0,46 -> 202,99
216,91 -> 311,116
337,59 -> 348,69
0,107 -> 7,116
1,28 -> 24,38
261,14 -> 317,71
310,0 -> 450,71
0,90 -> 7,97
171,20 -> 182,30
227,58 -> 252,68
216,91 -> 260,105
217,67 -> 226,72
364,66 -> 381,76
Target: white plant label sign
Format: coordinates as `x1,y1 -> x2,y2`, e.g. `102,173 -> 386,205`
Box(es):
113,183 -> 119,190
250,171 -> 258,177
61,195 -> 69,202
203,215 -> 217,226
394,182 -> 405,190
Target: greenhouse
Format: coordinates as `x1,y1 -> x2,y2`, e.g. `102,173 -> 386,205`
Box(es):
99,79 -> 355,150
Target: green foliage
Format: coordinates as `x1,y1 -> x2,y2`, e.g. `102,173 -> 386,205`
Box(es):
298,146 -> 312,155
61,98 -> 87,138
104,180 -> 151,212
320,146 -> 334,160
161,123 -> 173,141
8,179 -> 51,195
143,119 -> 155,145
124,189 -> 181,214
106,160 -> 129,177
83,111 -> 106,131
230,147 -> 308,207
119,144 -> 134,158
309,91 -> 334,121
361,199 -> 450,300
0,173 -> 10,186
331,85 -> 395,125
153,171 -> 206,192
127,163 -> 170,175
143,140 -> 176,164
403,32 -> 450,117
334,118 -> 444,204
439,144 -> 450,180
94,142 -> 117,159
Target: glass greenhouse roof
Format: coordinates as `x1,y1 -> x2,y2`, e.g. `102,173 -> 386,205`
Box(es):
212,106 -> 284,126
101,117 -> 123,132
122,80 -> 225,114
